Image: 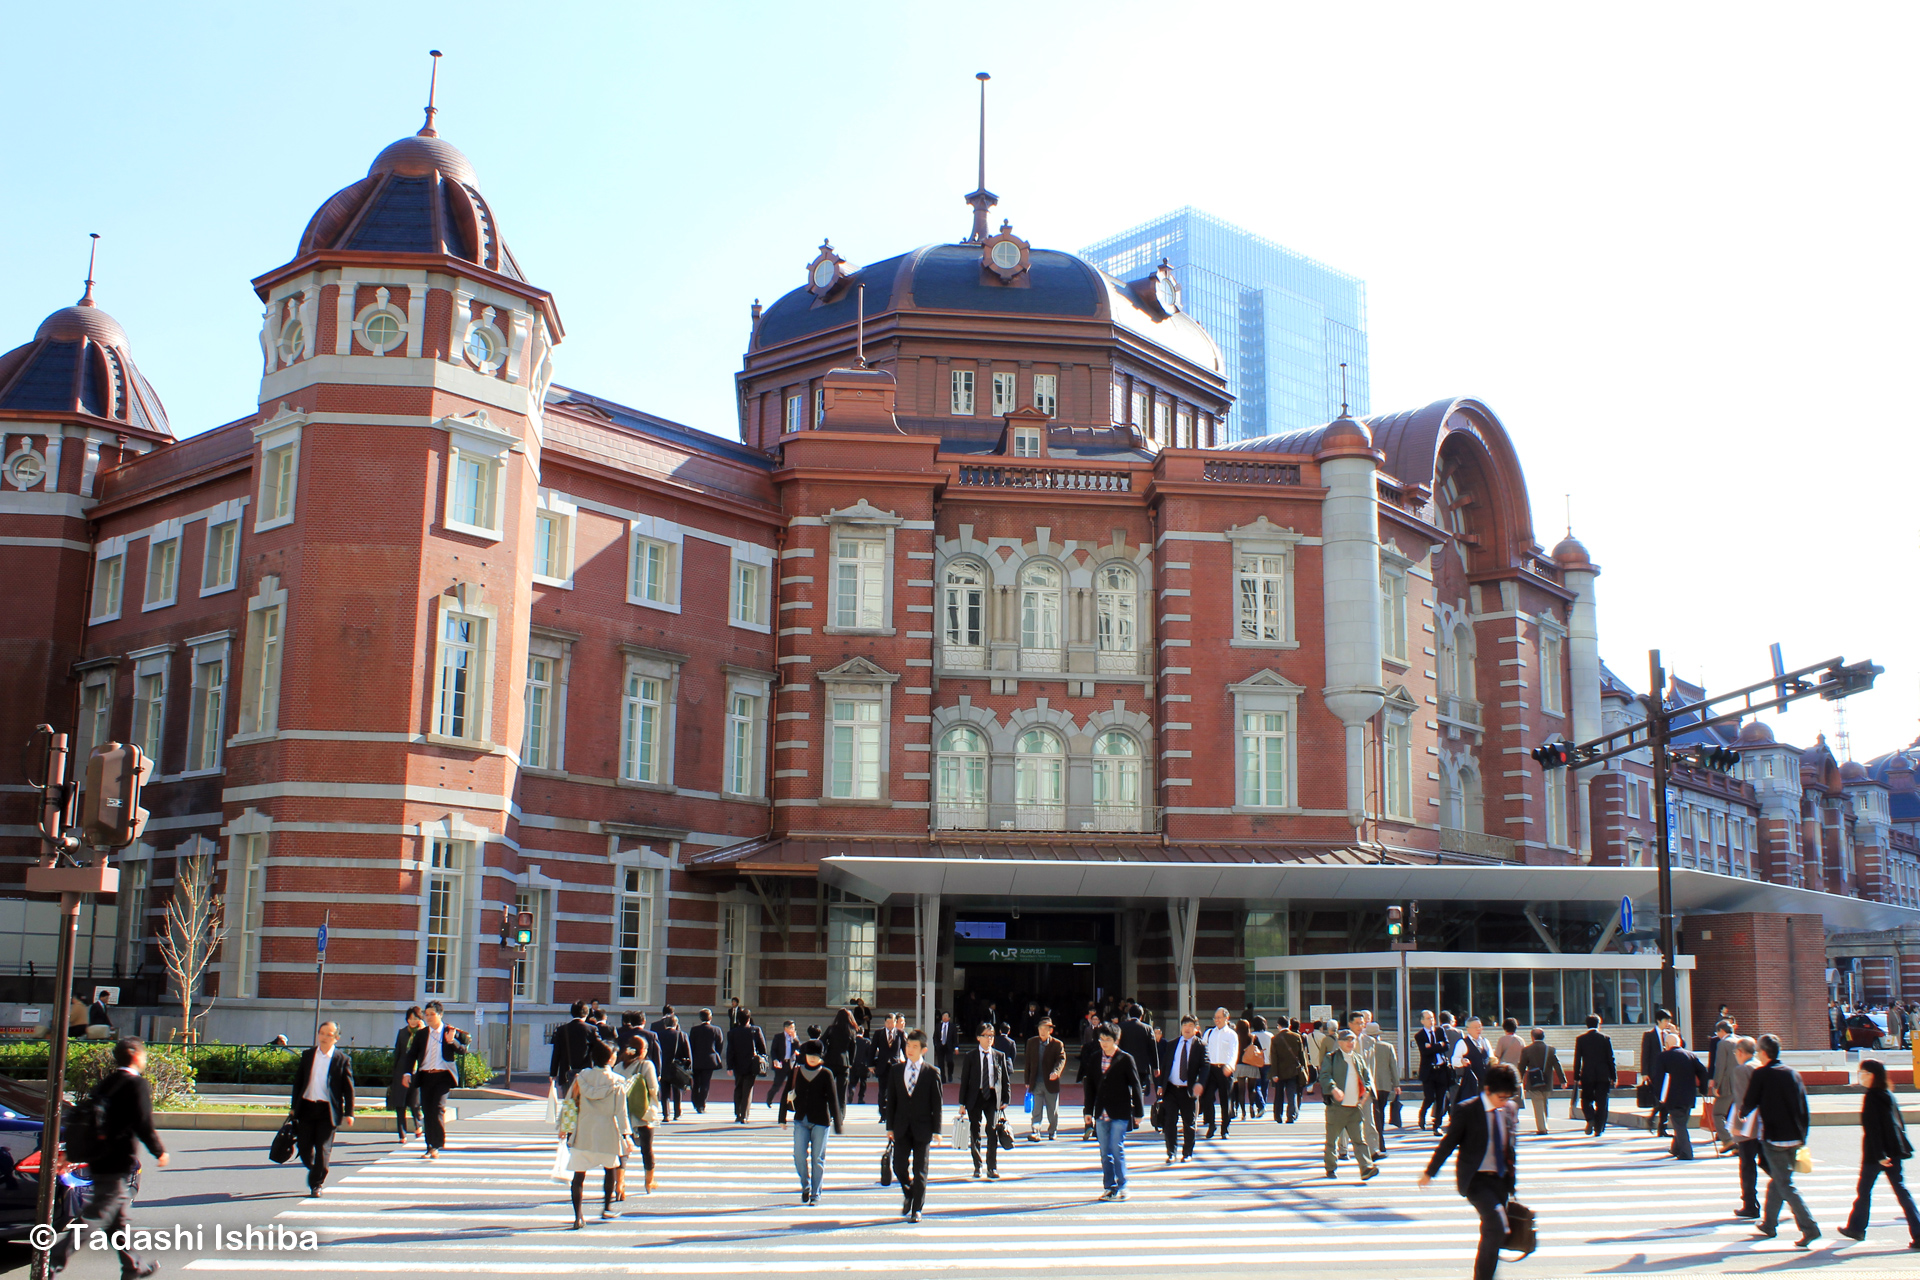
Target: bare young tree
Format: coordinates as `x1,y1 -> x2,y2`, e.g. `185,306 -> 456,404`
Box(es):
156,854 -> 227,1042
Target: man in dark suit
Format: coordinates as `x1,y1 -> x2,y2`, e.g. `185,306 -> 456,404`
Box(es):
1737,1034 -> 1819,1246
1572,1014 -> 1616,1136
1652,1030 -> 1708,1159
765,1019 -> 799,1110
651,1004 -> 677,1036
1161,1015 -> 1206,1164
957,1022 -> 1013,1177
871,1014 -> 905,1117
399,1000 -> 468,1156
1117,1010 -> 1157,1105
934,1012 -> 958,1079
881,1028 -> 943,1223
1415,1008 -> 1452,1132
617,1011 -> 660,1062
725,1009 -> 768,1122
655,1014 -> 691,1121
688,1008 -> 725,1115
548,1000 -> 593,1094
1420,1061 -> 1520,1280
48,1037 -> 168,1278
291,1019 -> 356,1196
1639,1008 -> 1677,1135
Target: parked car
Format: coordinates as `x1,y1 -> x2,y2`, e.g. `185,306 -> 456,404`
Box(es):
0,1073 -> 81,1243
1845,1012 -> 1891,1050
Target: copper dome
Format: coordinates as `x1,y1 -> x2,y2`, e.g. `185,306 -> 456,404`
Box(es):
1552,534 -> 1597,572
0,290 -> 169,436
1314,413 -> 1377,462
1841,760 -> 1869,782
36,298 -> 129,347
1736,720 -> 1775,746
369,133 -> 479,186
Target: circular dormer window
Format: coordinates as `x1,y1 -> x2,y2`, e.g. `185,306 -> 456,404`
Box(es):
5,450 -> 46,489
465,324 -> 500,368
362,310 -> 404,353
278,320 -> 304,363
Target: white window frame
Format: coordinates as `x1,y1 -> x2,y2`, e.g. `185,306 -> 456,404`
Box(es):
75,665 -> 114,772
934,725 -> 989,830
199,500 -> 243,597
444,444 -> 505,540
1014,727 -> 1066,831
785,393 -> 805,434
1539,624 -> 1566,716
422,838 -> 469,1000
129,646 -> 172,769
819,657 -> 897,802
253,411 -> 303,533
234,576 -> 287,739
990,371 -> 1017,416
118,855 -> 150,976
183,632 -> 230,775
228,831 -> 268,997
532,489 -> 577,588
1032,372 -> 1057,417
1012,426 -> 1042,457
1545,773 -> 1569,848
510,887 -> 544,1001
722,666 -> 772,799
1231,671 -> 1305,811
1626,773 -> 1641,818
626,515 -> 683,613
728,543 -> 775,633
1175,408 -> 1193,448
825,886 -> 877,1005
829,699 -> 884,799
950,368 -> 976,416
1130,389 -> 1147,426
1228,521 -> 1302,649
430,586 -> 497,747
522,628 -> 574,773
143,524 -> 181,610
1110,381 -> 1125,425
828,531 -> 892,635
1380,553 -> 1411,663
619,645 -> 685,788
353,295 -> 408,355
719,900 -> 751,1005
1152,400 -> 1170,442
523,653 -> 557,772
90,536 -> 126,623
1090,730 -> 1143,831
940,559 -> 986,666
1019,560 -> 1063,671
1384,709 -> 1414,821
616,863 -> 664,1002
1094,562 -> 1138,673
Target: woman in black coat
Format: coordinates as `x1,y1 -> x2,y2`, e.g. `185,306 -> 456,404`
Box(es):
822,1008 -> 859,1106
386,1006 -> 425,1142
1841,1057 -> 1920,1244
724,1010 -> 769,1124
777,1039 -> 844,1205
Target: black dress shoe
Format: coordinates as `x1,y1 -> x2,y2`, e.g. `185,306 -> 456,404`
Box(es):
1735,1208 -> 1760,1219
986,1170 -> 1000,1180
908,1210 -> 921,1223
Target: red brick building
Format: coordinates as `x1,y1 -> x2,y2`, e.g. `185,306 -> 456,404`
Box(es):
4,109 -> 1913,1053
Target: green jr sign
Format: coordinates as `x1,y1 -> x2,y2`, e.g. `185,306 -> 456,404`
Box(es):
953,944 -> 1097,965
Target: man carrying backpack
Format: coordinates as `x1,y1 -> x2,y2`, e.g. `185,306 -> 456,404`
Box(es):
48,1037 -> 168,1278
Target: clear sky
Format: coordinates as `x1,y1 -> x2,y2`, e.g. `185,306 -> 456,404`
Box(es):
4,3 -> 1914,758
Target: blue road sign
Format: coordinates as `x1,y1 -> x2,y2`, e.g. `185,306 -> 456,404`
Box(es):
1666,788 -> 1681,840
1621,897 -> 1634,934
317,923 -> 328,956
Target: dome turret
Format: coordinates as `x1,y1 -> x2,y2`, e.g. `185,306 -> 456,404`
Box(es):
0,281 -> 169,437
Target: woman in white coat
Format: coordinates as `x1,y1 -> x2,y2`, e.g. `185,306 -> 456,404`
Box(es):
558,1039 -> 632,1227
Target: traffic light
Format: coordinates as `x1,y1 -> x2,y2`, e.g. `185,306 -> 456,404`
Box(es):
1408,901 -> 1419,942
1686,744 -> 1740,774
514,909 -> 534,948
1385,905 -> 1403,939
80,743 -> 150,849
1818,660 -> 1883,701
1530,740 -> 1574,770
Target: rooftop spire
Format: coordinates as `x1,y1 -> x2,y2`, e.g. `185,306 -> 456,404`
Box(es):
1338,361 -> 1349,416
79,232 -> 100,306
964,72 -> 998,245
420,49 -> 443,137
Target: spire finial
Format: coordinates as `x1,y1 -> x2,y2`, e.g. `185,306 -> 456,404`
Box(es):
964,72 -> 998,244
79,232 -> 99,306
420,50 -> 443,137
1339,362 -> 1349,417
1565,492 -> 1573,539
856,283 -> 867,368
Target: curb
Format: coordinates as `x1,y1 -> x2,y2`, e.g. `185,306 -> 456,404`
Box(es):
153,1108 -> 458,1130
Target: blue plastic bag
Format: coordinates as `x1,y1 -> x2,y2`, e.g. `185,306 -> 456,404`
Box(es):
1023,1090 -> 1033,1114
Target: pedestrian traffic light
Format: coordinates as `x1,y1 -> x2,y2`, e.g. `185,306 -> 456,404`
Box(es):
1385,905 -> 1403,938
80,742 -> 150,849
1530,740 -> 1574,769
1408,901 -> 1419,941
514,909 -> 534,948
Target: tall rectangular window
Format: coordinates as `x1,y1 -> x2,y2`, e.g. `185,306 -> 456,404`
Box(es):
144,538 -> 179,608
814,386 -> 825,426
990,371 -> 1016,416
92,554 -> 124,620
731,561 -> 764,626
230,833 -> 268,997
825,889 -> 877,1005
133,672 -> 165,764
1238,554 -> 1288,642
246,605 -> 283,735
203,520 -> 238,592
1546,776 -> 1568,847
950,368 -> 975,415
1175,409 -> 1193,448
75,675 -> 112,790
719,902 -> 749,1004
1541,633 -> 1564,713
725,692 -> 758,796
833,537 -> 886,629
423,839 -> 464,998
1385,715 -> 1413,819
630,536 -> 674,606
1152,401 -> 1170,442
534,512 -> 567,580
1032,373 -> 1057,417
617,866 -> 659,1001
1381,570 -> 1408,661
118,859 -> 150,975
1240,712 -> 1288,807
1130,390 -> 1147,426
830,700 -> 881,799
1626,776 -> 1641,818
436,613 -> 480,739
785,394 -> 805,433
449,452 -> 497,530
523,656 -> 554,769
261,442 -> 297,523
1110,382 -> 1125,424
187,653 -> 225,771
623,674 -> 663,782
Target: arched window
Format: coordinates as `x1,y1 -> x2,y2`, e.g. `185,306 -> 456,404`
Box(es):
1014,727 -> 1065,830
1091,731 -> 1142,831
935,726 -> 988,829
941,562 -> 986,669
1019,563 -> 1062,671
1095,564 -> 1137,674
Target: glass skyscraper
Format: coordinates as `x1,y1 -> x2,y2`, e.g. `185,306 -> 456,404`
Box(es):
1082,208 -> 1368,443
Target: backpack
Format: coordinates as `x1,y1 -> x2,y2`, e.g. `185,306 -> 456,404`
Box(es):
64,1072 -> 124,1165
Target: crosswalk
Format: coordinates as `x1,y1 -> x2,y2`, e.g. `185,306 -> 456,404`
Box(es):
179,1098 -> 1920,1275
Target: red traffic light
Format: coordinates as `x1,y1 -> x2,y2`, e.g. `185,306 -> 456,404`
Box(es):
1530,741 -> 1574,770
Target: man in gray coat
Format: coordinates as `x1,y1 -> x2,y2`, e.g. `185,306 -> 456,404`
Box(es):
1711,1020 -> 1742,1150
1725,1036 -> 1761,1218
1362,1014 -> 1400,1155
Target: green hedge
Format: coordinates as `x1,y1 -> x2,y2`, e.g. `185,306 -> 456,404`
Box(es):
0,1042 -> 198,1110
0,1040 -> 490,1099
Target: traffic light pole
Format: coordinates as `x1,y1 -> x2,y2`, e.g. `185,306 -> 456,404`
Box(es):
1648,650 -> 1678,1020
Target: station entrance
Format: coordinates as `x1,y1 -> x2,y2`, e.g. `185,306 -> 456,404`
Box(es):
947,911 -> 1119,1039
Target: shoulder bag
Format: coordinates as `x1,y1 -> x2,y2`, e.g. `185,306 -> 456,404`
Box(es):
1503,1200 -> 1538,1256
268,1111 -> 298,1165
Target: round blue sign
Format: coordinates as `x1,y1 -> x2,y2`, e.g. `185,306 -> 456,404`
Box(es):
1620,897 -> 1634,934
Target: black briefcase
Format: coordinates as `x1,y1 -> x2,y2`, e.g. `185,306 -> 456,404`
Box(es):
268,1113 -> 298,1165
1503,1200 -> 1537,1256
879,1136 -> 894,1186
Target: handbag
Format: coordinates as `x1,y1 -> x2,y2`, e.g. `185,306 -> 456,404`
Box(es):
1241,1044 -> 1266,1069
879,1135 -> 894,1186
548,1139 -> 572,1183
268,1112 -> 298,1165
544,1081 -> 560,1123
672,1061 -> 693,1089
1792,1145 -> 1814,1174
557,1094 -> 579,1137
996,1115 -> 1014,1150
1503,1200 -> 1538,1256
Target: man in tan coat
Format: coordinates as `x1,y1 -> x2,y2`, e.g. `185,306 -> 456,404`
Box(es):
1516,1027 -> 1566,1134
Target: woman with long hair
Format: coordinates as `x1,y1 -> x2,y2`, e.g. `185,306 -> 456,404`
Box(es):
1230,1018 -> 1258,1119
1839,1057 -> 1920,1245
823,1007 -> 860,1106
613,1036 -> 660,1197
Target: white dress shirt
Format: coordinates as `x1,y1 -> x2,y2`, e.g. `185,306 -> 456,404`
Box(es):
303,1047 -> 334,1103
1202,1025 -> 1239,1068
1170,1036 -> 1201,1086
1451,1035 -> 1490,1070
422,1029 -> 448,1072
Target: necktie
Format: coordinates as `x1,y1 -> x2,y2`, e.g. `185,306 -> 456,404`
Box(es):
1178,1041 -> 1189,1083
1492,1107 -> 1505,1174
